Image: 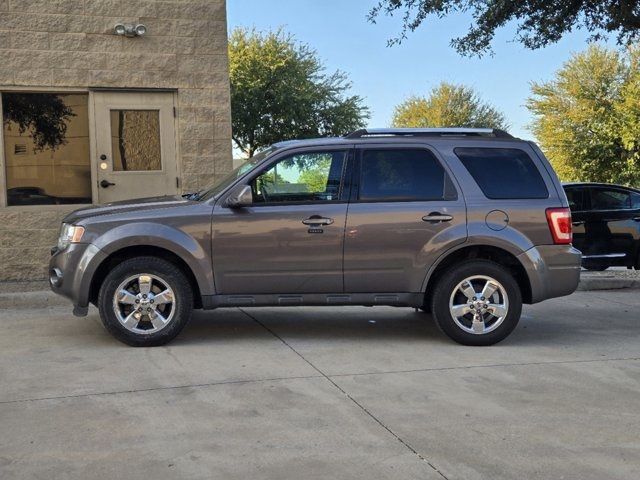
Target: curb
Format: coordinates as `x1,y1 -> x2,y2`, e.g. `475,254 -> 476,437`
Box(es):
577,275 -> 640,292
0,290 -> 71,311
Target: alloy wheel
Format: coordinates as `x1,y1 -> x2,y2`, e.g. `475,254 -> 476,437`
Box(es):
448,275 -> 509,335
112,274 -> 176,335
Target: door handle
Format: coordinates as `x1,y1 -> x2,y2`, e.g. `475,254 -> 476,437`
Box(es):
633,217 -> 640,222
422,212 -> 453,223
302,216 -> 334,226
100,179 -> 116,188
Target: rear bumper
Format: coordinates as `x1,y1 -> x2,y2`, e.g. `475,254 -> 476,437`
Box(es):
518,245 -> 582,303
49,243 -> 107,316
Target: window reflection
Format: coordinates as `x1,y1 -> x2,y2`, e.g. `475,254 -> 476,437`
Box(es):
2,93 -> 91,206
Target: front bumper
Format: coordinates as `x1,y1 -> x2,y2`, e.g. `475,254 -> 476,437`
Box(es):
518,244 -> 582,304
49,243 -> 108,316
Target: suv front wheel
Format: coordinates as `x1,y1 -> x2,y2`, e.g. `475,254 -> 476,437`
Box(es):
98,256 -> 193,347
431,260 -> 522,346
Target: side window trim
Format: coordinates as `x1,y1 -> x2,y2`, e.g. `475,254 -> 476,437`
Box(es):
352,146 -> 458,203
243,147 -> 351,207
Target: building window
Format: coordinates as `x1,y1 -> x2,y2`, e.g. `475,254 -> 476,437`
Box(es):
2,92 -> 91,206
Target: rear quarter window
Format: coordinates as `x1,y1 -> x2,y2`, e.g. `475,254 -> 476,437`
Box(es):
454,147 -> 549,199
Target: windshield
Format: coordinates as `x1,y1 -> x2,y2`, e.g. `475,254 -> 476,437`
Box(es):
194,146 -> 278,201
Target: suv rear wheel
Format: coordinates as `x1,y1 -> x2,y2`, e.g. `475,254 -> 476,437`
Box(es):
431,260 -> 522,346
98,256 -> 193,347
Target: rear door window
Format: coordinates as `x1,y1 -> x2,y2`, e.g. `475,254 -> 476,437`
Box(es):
455,148 -> 549,199
589,188 -> 632,211
358,149 -> 454,201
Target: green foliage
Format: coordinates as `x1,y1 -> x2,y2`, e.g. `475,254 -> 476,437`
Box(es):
368,1 -> 640,56
229,28 -> 369,157
297,157 -> 331,192
392,82 -> 508,130
2,93 -> 75,151
527,45 -> 640,184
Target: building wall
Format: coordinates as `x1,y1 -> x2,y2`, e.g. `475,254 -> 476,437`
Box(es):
0,0 -> 232,282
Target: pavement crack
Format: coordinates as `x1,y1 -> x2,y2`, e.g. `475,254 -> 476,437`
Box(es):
586,293 -> 639,308
327,356 -> 640,379
0,374 -> 324,406
239,308 -> 450,480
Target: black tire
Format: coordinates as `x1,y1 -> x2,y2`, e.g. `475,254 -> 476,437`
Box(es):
98,256 -> 193,347
583,261 -> 608,272
430,260 -> 522,346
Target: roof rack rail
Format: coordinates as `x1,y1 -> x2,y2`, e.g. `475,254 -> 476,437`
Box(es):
344,128 -> 513,139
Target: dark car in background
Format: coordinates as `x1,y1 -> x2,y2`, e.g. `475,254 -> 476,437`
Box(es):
563,183 -> 640,271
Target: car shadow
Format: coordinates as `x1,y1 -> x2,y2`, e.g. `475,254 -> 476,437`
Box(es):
171,305 -> 640,349
76,301 -> 638,349
172,307 -> 447,346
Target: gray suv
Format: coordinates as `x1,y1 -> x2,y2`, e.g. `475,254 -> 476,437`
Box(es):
49,128 -> 581,347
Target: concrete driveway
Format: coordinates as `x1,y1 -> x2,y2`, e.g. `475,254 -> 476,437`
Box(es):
1,290 -> 639,480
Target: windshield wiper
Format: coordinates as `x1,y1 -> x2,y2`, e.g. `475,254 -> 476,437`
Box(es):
182,191 -> 202,201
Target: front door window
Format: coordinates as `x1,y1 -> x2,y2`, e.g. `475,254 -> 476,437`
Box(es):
251,151 -> 346,204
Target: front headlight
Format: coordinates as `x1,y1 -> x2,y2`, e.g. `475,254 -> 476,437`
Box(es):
58,223 -> 85,250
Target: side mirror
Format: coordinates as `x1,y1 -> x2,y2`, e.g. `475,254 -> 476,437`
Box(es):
226,184 -> 253,208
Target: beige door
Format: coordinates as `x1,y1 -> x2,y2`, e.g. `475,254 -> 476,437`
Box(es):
93,91 -> 178,203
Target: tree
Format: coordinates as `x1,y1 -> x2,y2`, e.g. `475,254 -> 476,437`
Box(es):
2,93 -> 74,151
229,28 -> 369,157
298,156 -> 332,192
368,1 -> 640,56
527,45 -> 640,184
392,82 -> 508,130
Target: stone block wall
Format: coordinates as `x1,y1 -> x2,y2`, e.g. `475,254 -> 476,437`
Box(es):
0,0 -> 232,282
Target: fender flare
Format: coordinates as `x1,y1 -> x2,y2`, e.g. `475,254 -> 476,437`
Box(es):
91,222 -> 214,296
420,231 -> 532,293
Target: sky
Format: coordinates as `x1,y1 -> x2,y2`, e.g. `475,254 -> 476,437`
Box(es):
227,0 -> 611,141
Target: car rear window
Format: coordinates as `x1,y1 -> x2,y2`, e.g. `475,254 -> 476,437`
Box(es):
359,149 -> 453,201
455,148 -> 549,199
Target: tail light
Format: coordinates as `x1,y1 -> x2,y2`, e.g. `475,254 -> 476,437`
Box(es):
546,207 -> 572,245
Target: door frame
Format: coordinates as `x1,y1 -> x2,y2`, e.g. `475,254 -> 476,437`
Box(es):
344,142 -> 467,293
211,144 -> 354,296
